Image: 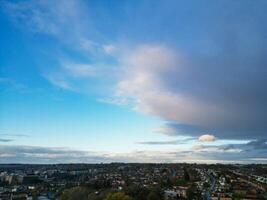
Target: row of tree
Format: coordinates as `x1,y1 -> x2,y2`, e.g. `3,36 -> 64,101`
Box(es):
60,185 -> 163,200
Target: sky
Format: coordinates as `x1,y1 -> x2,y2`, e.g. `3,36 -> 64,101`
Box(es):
0,0 -> 267,164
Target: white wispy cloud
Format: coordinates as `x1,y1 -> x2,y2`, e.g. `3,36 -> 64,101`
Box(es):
3,0 -> 87,39
62,62 -> 96,78
103,44 -> 116,54
44,73 -> 73,90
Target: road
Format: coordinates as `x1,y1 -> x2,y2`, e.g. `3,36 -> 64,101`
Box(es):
203,170 -> 216,200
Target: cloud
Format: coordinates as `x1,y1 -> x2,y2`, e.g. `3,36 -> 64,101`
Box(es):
0,142 -> 266,164
246,139 -> 267,150
137,138 -> 195,145
137,138 -> 194,145
62,62 -> 96,78
0,139 -> 13,142
137,140 -> 180,145
198,134 -> 216,142
0,145 -> 109,164
103,44 -> 116,54
0,133 -> 30,143
0,134 -> 29,138
3,0 -> 267,143
192,139 -> 267,162
2,0 -> 87,40
193,144 -> 240,153
112,42 -> 267,140
154,123 -> 205,137
36,41 -> 267,141
44,73 -> 73,90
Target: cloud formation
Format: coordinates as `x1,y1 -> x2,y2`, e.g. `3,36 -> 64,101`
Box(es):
137,137 -> 195,145
0,145 -> 108,164
0,141 -> 266,164
2,0 -> 88,43
0,139 -> 13,142
114,43 -> 267,140
2,0 -> 267,163
198,135 -> 216,142
4,0 -> 267,141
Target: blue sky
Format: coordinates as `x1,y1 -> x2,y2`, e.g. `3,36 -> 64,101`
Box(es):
0,0 -> 267,164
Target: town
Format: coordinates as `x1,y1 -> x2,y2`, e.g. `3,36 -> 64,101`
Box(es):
0,163 -> 266,200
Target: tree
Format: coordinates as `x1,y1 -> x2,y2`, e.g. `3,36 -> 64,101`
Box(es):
183,169 -> 190,181
104,192 -> 134,200
147,186 -> 162,200
203,182 -> 210,189
60,187 -> 89,200
147,191 -> 161,200
124,185 -> 149,200
186,185 -> 202,200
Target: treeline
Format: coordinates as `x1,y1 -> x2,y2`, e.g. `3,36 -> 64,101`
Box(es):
60,185 -> 202,200
60,185 -> 163,200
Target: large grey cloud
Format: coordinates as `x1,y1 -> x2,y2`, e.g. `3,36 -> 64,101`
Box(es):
112,1 -> 267,140
115,41 -> 267,140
